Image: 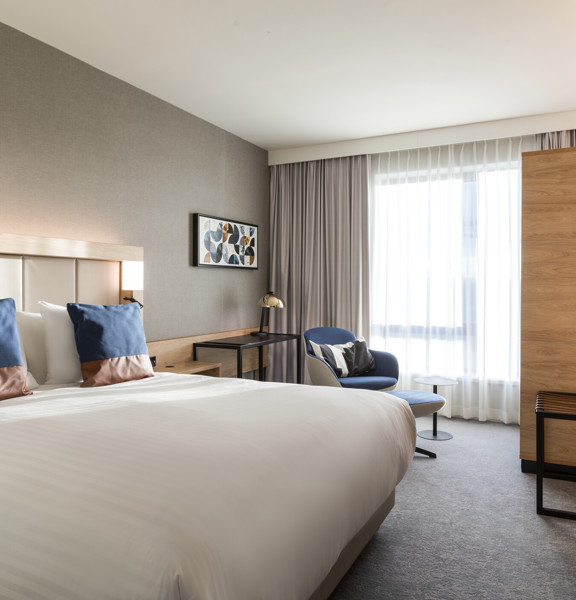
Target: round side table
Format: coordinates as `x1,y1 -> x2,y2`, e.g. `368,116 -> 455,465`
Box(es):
413,375 -> 458,441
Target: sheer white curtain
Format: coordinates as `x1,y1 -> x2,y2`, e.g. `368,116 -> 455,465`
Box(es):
369,137 -> 537,424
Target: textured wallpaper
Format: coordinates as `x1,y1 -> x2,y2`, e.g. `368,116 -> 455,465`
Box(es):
0,23 -> 270,340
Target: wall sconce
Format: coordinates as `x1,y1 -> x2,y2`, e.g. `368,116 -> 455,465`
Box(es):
121,261 -> 144,308
251,291 -> 284,336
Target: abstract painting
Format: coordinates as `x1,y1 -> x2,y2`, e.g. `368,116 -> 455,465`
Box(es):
191,213 -> 258,269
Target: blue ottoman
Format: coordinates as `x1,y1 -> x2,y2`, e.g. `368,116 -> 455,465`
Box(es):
385,390 -> 446,458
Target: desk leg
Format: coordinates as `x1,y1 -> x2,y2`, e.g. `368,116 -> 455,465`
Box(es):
237,350 -> 243,378
296,337 -> 302,384
193,345 -> 198,361
258,346 -> 264,381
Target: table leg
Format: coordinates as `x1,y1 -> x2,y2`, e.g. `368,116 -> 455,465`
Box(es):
296,337 -> 302,384
417,383 -> 453,441
432,385 -> 438,436
258,346 -> 264,381
536,412 -> 544,514
237,350 -> 243,378
418,415 -> 453,441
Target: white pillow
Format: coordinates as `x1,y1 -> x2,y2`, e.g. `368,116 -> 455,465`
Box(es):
16,311 -> 47,384
38,301 -> 82,385
18,341 -> 39,390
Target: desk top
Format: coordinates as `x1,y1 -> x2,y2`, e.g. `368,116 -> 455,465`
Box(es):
194,332 -> 299,349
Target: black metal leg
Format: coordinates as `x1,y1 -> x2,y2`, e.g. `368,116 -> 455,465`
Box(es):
258,346 -> 264,381
418,413 -> 453,440
432,385 -> 439,436
418,382 -> 453,441
415,446 -> 437,459
536,412 -> 544,514
296,337 -> 302,383
237,350 -> 243,378
193,344 -> 198,361
535,411 -> 576,520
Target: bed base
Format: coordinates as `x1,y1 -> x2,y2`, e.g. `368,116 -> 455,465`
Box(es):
309,490 -> 395,600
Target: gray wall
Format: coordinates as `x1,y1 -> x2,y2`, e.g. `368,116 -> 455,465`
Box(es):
0,23 -> 270,341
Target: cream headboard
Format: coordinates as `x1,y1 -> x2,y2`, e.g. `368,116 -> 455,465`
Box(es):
0,233 -> 143,311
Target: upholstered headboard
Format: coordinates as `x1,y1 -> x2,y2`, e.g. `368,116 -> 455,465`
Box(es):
0,233 -> 143,311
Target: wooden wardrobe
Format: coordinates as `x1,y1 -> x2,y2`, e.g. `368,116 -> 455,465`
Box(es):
521,147 -> 576,468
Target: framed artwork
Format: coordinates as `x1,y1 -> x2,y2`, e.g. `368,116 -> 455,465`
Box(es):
191,213 -> 258,269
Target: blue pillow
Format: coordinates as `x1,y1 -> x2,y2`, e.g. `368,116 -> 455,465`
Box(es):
66,302 -> 154,387
0,297 -> 31,400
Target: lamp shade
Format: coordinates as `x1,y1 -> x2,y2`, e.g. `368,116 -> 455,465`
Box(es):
258,291 -> 284,309
122,261 -> 144,290
252,291 -> 284,336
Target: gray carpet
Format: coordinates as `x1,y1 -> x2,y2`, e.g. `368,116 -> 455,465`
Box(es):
330,416 -> 576,600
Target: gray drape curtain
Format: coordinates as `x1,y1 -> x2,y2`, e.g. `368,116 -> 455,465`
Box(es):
268,155 -> 370,383
540,130 -> 576,149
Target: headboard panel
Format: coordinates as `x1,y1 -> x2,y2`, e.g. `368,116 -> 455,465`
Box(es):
0,234 -> 143,312
22,256 -> 76,310
77,260 -> 121,306
0,255 -> 22,305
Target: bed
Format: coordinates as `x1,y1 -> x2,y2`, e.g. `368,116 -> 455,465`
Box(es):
0,234 -> 416,600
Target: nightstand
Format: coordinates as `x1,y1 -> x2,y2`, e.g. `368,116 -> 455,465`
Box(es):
154,360 -> 221,377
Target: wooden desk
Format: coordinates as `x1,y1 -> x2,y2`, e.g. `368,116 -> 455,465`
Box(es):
193,333 -> 301,383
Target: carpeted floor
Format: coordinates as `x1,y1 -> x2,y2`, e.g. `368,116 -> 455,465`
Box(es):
330,416 -> 576,600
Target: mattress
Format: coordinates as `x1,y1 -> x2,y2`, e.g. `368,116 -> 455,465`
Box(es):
0,373 -> 415,600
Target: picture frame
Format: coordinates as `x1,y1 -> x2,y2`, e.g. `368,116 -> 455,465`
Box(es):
191,213 -> 258,269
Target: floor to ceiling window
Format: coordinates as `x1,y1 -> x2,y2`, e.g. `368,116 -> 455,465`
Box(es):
370,137 -> 536,423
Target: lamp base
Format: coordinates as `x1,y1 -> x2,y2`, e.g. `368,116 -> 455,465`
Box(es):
251,306 -> 269,337
120,290 -> 143,313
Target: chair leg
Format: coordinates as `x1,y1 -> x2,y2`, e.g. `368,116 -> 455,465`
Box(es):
415,446 -> 437,459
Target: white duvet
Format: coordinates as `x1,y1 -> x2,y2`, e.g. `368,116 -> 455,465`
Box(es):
0,374 -> 415,600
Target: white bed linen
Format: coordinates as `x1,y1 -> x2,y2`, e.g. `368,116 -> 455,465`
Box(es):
0,374 -> 415,600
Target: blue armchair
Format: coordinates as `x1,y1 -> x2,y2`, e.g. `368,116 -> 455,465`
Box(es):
303,327 -> 398,391
304,326 -> 447,458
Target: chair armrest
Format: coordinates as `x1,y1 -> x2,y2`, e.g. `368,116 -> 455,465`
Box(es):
369,349 -> 399,380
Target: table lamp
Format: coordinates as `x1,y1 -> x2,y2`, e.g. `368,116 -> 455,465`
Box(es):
251,291 -> 284,336
121,261 -> 144,308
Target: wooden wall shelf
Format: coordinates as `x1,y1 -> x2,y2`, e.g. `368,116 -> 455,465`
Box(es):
154,360 -> 222,377
147,327 -> 266,378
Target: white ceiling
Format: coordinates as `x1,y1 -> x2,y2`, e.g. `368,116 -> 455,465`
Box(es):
1,0 -> 576,151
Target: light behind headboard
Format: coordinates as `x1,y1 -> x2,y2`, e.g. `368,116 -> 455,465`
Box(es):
0,233 -> 143,312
